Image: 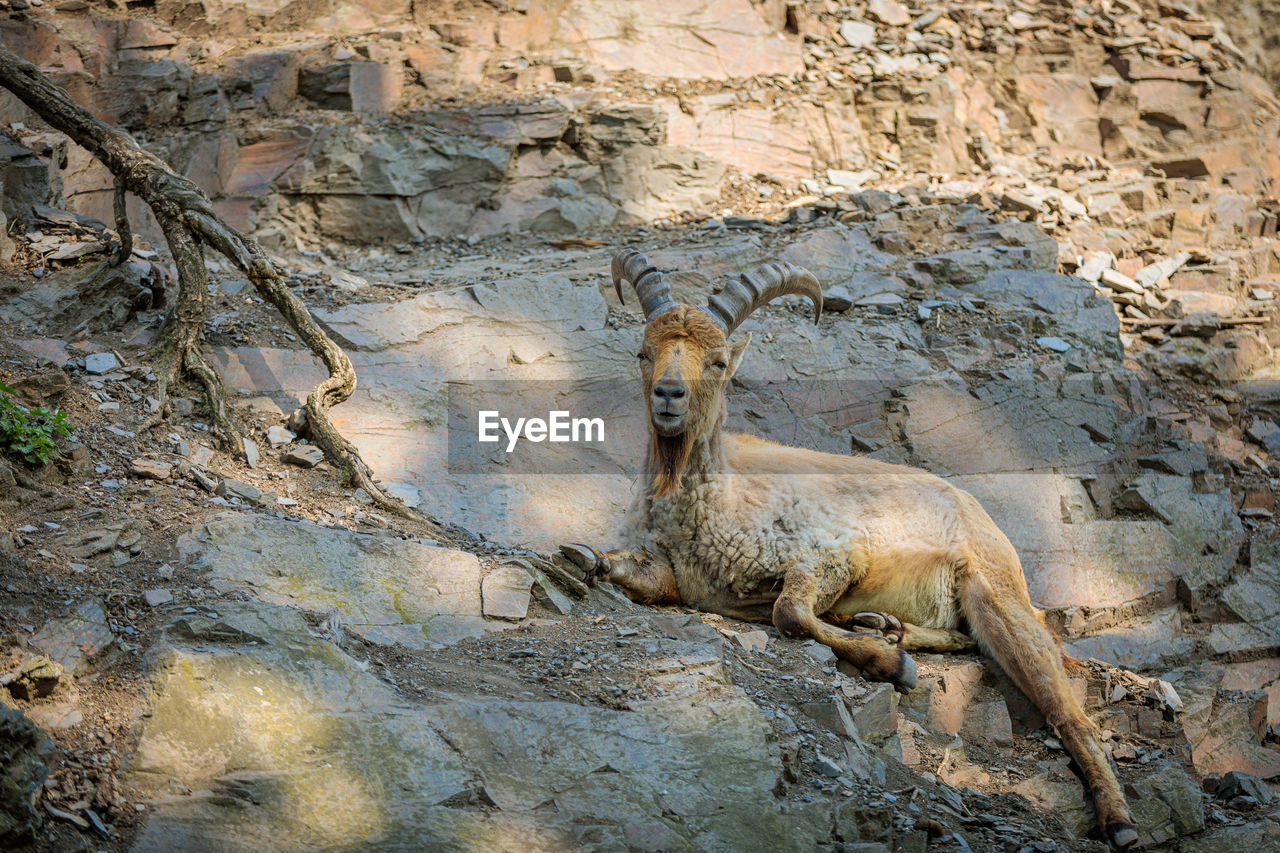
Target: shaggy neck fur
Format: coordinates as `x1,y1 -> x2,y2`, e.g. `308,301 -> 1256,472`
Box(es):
645,407 -> 728,499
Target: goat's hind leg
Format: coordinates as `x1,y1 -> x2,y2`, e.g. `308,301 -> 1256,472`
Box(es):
773,562 -> 917,693
960,570 -> 1136,850
560,544 -> 680,605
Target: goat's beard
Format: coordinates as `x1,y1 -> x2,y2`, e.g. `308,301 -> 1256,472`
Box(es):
648,428 -> 693,499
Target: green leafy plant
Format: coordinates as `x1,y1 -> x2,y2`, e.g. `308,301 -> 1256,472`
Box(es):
0,381 -> 72,466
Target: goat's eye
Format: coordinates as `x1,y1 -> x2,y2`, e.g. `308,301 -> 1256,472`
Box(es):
637,351 -> 649,361
712,360 -> 727,371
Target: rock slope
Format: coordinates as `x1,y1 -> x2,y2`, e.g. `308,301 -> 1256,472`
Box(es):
1,0 -> 1280,850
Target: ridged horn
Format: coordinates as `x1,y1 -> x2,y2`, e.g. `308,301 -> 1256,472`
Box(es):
612,249 -> 679,321
704,262 -> 823,335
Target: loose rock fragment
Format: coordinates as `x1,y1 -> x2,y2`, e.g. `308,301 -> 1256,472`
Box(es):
84,352 -> 119,375
814,749 -> 844,778
838,20 -> 877,48
282,445 -> 324,468
482,565 -> 534,620
243,437 -> 260,468
1076,252 -> 1114,283
190,469 -> 218,492
735,630 -> 769,651
1170,312 -> 1222,338
1036,336 -> 1071,353
6,657 -> 64,700
130,458 -> 172,480
216,478 -> 263,504
823,285 -> 854,312
144,588 -> 174,608
867,0 -> 911,26
266,425 -> 295,447
1216,771 -> 1272,805
1100,269 -> 1144,294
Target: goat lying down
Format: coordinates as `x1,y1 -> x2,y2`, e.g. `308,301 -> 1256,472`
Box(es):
564,249 -> 1138,850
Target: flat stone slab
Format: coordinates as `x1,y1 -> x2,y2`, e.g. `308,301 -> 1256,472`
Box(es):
28,599 -> 115,675
179,514 -> 493,649
480,565 -> 533,620
1066,608 -> 1194,671
206,228 -> 1238,619
952,470 -> 1239,610
129,602 -> 837,852
128,603 -> 473,851
417,696 -> 831,851
557,0 -> 802,80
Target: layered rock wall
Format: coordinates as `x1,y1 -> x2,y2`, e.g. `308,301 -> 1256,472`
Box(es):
4,0 -> 1280,257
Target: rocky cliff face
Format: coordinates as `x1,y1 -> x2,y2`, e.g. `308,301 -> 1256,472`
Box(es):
1188,0 -> 1280,91
2,0 -> 1279,255
2,0 -> 1280,851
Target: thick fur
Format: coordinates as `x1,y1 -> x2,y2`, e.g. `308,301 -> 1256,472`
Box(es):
597,305 -> 1137,850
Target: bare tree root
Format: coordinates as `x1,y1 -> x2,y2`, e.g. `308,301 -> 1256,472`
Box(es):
141,212 -> 242,452
9,465 -> 58,497
110,175 -> 131,267
0,45 -> 440,531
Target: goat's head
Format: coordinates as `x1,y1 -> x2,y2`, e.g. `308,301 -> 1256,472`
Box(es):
611,249 -> 822,497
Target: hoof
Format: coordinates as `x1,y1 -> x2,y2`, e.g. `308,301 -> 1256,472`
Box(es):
862,645 -> 917,694
851,611 -> 904,644
559,543 -> 601,572
1105,822 -> 1138,850
893,649 -> 917,694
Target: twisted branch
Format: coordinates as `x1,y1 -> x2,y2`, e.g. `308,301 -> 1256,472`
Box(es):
0,45 -> 439,530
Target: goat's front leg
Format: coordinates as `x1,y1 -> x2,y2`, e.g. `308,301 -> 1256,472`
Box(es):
849,612 -> 978,652
560,544 -> 681,605
773,558 -> 917,694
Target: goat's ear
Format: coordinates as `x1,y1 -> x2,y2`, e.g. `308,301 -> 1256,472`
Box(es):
727,333 -> 751,377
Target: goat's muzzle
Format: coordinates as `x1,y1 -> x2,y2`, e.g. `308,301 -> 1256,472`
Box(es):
650,377 -> 688,436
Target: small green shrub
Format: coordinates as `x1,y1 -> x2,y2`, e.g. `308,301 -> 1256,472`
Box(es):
0,382 -> 72,466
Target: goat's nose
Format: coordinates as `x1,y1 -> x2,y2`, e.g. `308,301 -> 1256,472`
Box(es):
652,380 -> 686,401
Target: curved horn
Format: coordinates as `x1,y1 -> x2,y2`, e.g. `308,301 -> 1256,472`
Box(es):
612,249 -> 679,321
704,262 -> 823,335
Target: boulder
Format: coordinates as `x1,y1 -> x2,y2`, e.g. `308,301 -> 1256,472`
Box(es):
0,133 -> 53,219
1066,609 -> 1194,671
28,599 -> 115,676
0,260 -> 161,336
298,61 -> 401,116
131,601 -> 839,851
180,514 -> 498,648
0,706 -> 55,845
1163,667 -> 1280,778
1123,761 -> 1205,848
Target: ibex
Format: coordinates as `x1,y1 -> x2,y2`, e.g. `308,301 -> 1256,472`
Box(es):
564,249 -> 1138,849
